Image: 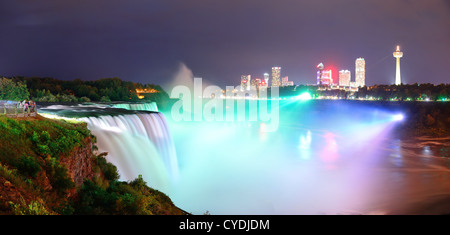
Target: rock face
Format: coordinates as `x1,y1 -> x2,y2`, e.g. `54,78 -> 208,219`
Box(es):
0,137 -> 96,213
60,137 -> 95,186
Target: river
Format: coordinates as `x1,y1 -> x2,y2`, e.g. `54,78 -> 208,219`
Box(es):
165,99 -> 450,214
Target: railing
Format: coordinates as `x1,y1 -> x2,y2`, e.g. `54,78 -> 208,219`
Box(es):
0,103 -> 37,118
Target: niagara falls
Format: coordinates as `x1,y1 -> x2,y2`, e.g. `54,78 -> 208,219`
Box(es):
37,99 -> 450,215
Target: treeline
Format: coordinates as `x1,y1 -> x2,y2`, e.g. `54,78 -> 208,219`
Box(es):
356,83 -> 449,101
309,83 -> 449,101
0,77 -> 29,101
2,76 -> 170,108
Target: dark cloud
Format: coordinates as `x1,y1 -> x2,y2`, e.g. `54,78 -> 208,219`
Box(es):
0,0 -> 449,87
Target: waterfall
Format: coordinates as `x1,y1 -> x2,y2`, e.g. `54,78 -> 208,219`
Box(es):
111,102 -> 158,112
80,112 -> 177,192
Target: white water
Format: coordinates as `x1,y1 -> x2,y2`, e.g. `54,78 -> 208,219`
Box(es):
81,112 -> 177,193
111,102 -> 158,112
39,102 -> 158,112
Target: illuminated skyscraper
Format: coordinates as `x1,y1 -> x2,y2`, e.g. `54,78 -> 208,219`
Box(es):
355,58 -> 365,87
322,70 -> 332,85
263,73 -> 269,87
251,78 -> 261,88
339,70 -> 351,87
281,76 -> 288,86
271,67 -> 281,87
281,76 -> 294,86
316,63 -> 332,86
240,74 -> 251,91
317,63 -> 324,85
260,80 -> 267,88
393,45 -> 403,85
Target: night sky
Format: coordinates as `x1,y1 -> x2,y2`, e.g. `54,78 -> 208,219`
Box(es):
1,0 -> 449,89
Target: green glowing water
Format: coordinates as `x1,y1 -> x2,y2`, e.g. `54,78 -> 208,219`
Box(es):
164,100 -> 450,214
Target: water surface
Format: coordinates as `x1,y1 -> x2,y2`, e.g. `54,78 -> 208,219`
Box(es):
165,100 -> 450,214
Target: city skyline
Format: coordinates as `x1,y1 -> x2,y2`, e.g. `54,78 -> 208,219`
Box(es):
239,55 -> 369,89
0,1 -> 449,88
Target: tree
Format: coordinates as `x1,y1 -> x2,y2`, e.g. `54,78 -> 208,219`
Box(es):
0,77 -> 30,101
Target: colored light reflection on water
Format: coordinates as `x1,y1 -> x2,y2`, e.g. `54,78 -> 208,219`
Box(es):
165,100 -> 450,215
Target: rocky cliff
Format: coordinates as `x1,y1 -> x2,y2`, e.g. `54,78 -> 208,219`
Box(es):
0,132 -> 97,214
60,137 -> 95,187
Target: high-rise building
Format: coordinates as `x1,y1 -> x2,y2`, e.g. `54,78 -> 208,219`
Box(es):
339,70 -> 351,87
281,76 -> 288,86
240,74 -> 251,91
251,78 -> 261,89
263,73 -> 270,87
355,58 -> 365,87
393,45 -> 403,85
322,70 -> 332,85
281,76 -> 294,86
317,63 -> 324,85
260,80 -> 267,88
317,62 -> 333,86
271,67 -> 281,87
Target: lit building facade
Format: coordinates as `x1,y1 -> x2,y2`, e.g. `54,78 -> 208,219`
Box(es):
317,63 -> 324,85
251,78 -> 261,89
240,74 -> 251,91
271,67 -> 281,87
281,76 -> 294,86
355,58 -> 365,87
263,73 -> 269,87
339,70 -> 351,87
317,70 -> 333,86
260,80 -> 267,88
316,62 -> 333,86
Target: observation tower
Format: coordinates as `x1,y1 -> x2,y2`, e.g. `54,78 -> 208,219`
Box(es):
393,45 -> 403,85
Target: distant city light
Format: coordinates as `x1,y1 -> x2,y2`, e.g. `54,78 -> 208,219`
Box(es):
136,88 -> 159,99
271,67 -> 281,87
317,65 -> 333,86
355,58 -> 365,87
339,70 -> 351,87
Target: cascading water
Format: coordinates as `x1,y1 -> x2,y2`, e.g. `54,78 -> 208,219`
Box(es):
38,103 -> 177,193
111,102 -> 158,112
80,112 -> 178,192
